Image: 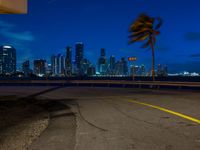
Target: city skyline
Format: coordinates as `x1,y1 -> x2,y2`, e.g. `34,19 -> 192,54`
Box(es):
0,43 -> 171,77
0,0 -> 200,73
21,43 -> 145,77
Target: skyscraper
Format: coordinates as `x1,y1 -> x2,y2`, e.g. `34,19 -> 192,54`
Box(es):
34,59 -> 46,76
75,42 -> 84,75
87,65 -> 96,76
56,54 -> 61,75
98,48 -> 107,75
100,48 -> 106,57
51,54 -> 65,76
115,57 -> 128,76
157,64 -> 168,77
141,64 -> 146,76
65,46 -> 72,76
157,64 -> 162,76
120,57 -> 128,75
163,65 -> 168,76
22,60 -> 31,77
109,55 -> 115,75
46,63 -> 52,76
51,55 -> 57,76
130,65 -> 140,76
0,45 -> 16,75
82,58 -> 91,75
60,55 -> 65,75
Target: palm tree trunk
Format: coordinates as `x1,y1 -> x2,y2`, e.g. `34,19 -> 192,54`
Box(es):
150,40 -> 155,81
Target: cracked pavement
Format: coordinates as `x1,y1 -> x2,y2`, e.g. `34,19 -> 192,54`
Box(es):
1,86 -> 200,150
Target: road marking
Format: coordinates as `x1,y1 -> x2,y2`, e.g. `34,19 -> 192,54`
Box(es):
128,100 -> 200,125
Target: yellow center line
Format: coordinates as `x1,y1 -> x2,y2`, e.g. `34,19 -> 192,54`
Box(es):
128,100 -> 200,125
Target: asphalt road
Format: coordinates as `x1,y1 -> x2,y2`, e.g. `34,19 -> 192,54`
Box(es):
1,86 -> 200,150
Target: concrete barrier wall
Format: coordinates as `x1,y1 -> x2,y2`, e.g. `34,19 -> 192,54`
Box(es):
0,80 -> 200,90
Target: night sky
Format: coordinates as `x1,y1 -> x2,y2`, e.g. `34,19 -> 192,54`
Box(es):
0,0 -> 200,73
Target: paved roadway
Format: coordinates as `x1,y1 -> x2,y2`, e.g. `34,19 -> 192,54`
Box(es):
1,86 -> 200,150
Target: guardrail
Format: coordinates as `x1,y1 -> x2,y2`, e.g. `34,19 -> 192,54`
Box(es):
0,80 -> 200,89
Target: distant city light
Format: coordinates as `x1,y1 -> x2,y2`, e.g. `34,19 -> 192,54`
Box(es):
128,57 -> 137,61
3,46 -> 12,49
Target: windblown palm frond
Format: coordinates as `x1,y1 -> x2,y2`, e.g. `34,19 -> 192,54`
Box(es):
128,13 -> 162,81
129,14 -> 162,47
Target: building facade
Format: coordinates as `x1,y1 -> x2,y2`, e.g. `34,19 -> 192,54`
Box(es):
75,42 -> 84,75
87,66 -> 96,76
157,64 -> 168,77
109,55 -> 116,75
98,48 -> 107,75
114,57 -> 128,76
33,59 -> 46,76
0,45 -> 16,75
22,60 -> 32,77
65,46 -> 72,76
51,54 -> 65,76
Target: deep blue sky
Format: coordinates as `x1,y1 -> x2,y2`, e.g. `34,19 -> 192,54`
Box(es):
1,0 -> 200,73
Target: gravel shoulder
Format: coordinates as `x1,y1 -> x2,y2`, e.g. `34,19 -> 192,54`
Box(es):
0,97 -> 49,150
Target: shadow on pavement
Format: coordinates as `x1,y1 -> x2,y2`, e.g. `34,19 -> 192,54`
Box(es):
0,86 -> 76,148
19,86 -> 64,101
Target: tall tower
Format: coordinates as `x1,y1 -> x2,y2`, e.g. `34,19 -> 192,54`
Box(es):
51,54 -> 65,76
141,64 -> 146,76
75,42 -> 84,75
65,46 -> 72,76
33,59 -> 46,76
60,55 -> 65,75
22,60 -> 31,77
100,48 -> 106,57
51,55 -> 57,76
98,48 -> 107,75
56,54 -> 65,76
119,57 -> 128,76
109,55 -> 115,75
0,45 -> 16,75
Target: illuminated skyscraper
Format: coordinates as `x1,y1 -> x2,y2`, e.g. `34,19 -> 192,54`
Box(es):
114,57 -> 128,76
109,55 -> 115,75
163,65 -> 168,76
100,48 -> 106,57
51,54 -> 65,76
157,64 -> 168,77
98,48 -> 107,75
120,57 -> 128,75
130,65 -> 140,76
0,45 -> 16,75
87,66 -> 96,76
51,55 -> 57,76
34,59 -> 46,76
82,58 -> 91,75
60,55 -> 65,75
130,65 -> 145,76
141,64 -> 146,76
157,64 -> 162,76
22,60 -> 31,77
75,42 -> 84,75
65,46 -> 72,76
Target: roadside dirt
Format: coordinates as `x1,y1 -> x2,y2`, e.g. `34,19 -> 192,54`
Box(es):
0,96 -> 49,150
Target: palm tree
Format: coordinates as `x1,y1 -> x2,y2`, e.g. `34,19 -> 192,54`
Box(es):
128,14 -> 162,81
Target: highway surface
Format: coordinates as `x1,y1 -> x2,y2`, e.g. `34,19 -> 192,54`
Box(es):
0,86 -> 200,150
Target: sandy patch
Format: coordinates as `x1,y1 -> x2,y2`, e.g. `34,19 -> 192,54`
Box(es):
0,98 -> 49,150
